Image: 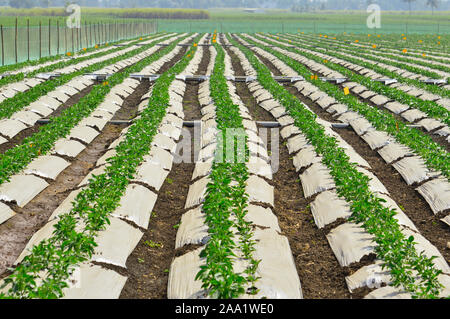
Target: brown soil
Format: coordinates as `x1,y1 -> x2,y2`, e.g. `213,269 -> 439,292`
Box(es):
226,46 -> 351,299
113,81 -> 151,121
120,48 -> 205,299
197,46 -> 211,76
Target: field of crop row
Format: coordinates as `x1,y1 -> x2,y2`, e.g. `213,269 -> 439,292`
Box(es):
0,32 -> 448,299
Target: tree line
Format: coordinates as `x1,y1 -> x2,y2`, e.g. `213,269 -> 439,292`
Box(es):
3,0 -> 449,11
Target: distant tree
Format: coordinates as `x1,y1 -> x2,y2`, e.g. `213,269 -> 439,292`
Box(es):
426,0 -> 439,15
39,0 -> 51,7
9,0 -> 34,8
403,0 -> 417,14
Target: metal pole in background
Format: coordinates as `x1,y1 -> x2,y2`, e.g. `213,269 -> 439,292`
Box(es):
71,27 -> 74,52
15,17 -> 18,63
64,25 -> 67,53
39,21 -> 42,59
27,19 -> 30,61
48,19 -> 51,56
1,25 -> 4,66
90,22 -> 93,47
85,21 -> 88,48
57,20 -> 60,55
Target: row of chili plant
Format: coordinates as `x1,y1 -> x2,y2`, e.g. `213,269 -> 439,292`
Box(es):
0,34 -> 186,186
264,33 -> 450,126
0,34 -> 201,299
0,33 -> 174,120
195,41 -> 260,299
245,34 -> 450,180
230,34 -> 444,299
283,33 -> 450,95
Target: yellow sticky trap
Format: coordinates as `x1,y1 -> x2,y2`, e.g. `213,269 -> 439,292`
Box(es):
343,87 -> 350,95
402,49 -> 407,53
377,34 -> 381,38
403,37 -> 407,40
355,40 -> 359,43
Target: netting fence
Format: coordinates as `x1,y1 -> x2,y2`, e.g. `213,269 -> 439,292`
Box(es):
0,19 -> 157,66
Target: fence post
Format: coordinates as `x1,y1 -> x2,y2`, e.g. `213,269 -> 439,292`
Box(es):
78,25 -> 81,50
1,25 -> 4,66
85,21 -> 88,48
72,27 -> 74,52
57,20 -> 60,55
39,21 -> 42,59
27,19 -> 30,61
48,19 -> 51,56
15,17 -> 18,63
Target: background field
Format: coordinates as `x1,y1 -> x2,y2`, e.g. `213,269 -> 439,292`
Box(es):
0,7 -> 449,65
